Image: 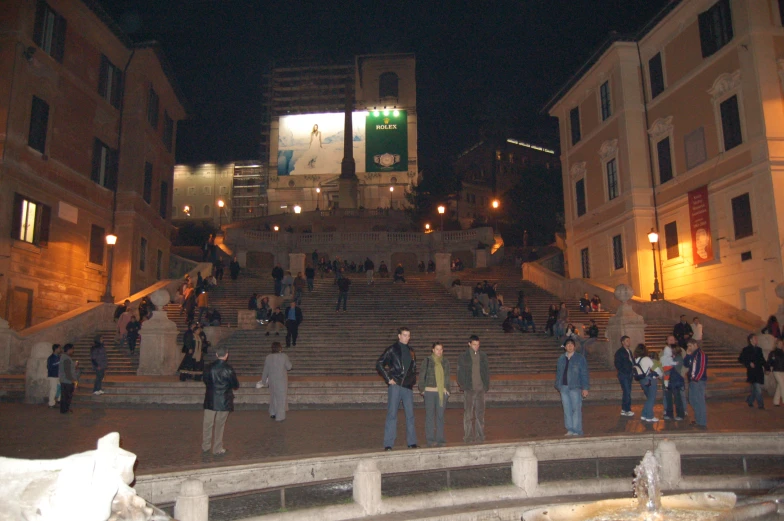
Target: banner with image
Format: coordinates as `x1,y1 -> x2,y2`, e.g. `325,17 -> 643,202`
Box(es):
277,112 -> 367,176
688,185 -> 713,265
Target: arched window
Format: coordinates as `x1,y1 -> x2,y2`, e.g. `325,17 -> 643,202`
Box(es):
379,72 -> 399,99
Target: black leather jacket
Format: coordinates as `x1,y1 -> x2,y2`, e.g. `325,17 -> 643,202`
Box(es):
203,359 -> 239,411
376,342 -> 417,388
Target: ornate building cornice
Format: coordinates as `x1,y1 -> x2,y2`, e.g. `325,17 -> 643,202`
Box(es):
598,139 -> 618,161
648,116 -> 673,140
708,70 -> 741,102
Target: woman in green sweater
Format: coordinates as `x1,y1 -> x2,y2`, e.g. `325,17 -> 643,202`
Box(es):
418,342 -> 451,447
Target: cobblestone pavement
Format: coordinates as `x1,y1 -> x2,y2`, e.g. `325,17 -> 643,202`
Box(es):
2,397 -> 783,475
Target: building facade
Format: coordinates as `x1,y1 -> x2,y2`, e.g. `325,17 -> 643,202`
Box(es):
264,53 -> 419,215
452,138 -> 558,229
0,0 -> 186,330
547,0 -> 784,320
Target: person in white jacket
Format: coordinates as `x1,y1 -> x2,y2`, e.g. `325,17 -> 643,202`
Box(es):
692,317 -> 703,345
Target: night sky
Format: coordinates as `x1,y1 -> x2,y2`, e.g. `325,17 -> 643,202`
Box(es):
98,0 -> 672,173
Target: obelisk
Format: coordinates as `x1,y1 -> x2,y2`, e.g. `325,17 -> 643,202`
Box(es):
338,81 -> 359,209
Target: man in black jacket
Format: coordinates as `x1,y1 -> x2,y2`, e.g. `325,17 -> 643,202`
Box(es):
271,263 -> 284,296
376,327 -> 418,450
336,273 -> 351,312
739,333 -> 767,409
202,347 -> 239,455
614,335 -> 635,417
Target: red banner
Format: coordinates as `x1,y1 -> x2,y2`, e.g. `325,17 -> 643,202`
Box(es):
688,185 -> 713,265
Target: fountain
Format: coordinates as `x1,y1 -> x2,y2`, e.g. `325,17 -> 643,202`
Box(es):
521,449 -> 781,521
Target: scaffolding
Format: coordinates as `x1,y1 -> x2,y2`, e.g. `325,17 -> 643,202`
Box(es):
231,161 -> 268,220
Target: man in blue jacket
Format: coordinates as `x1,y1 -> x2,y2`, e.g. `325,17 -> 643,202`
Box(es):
555,338 -> 590,436
614,336 -> 634,417
47,344 -> 62,408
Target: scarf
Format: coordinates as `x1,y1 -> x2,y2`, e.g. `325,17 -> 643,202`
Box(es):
431,354 -> 445,406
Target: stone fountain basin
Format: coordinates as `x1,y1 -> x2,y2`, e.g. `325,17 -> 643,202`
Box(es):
521,491 -> 737,521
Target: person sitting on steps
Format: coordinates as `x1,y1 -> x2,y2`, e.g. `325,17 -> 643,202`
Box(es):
265,307 -> 285,336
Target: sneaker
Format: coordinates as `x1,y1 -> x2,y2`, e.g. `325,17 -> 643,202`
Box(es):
408,444 -> 418,449
646,417 -> 660,423
674,416 -> 683,421
663,415 -> 673,420
621,410 -> 634,417
93,391 -> 102,396
384,447 -> 392,451
214,449 -> 227,456
640,416 -> 649,421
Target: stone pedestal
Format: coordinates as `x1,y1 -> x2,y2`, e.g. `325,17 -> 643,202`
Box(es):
237,311 -> 257,330
339,176 -> 359,209
434,252 -> 452,284
25,342 -> 52,404
353,459 -> 381,515
655,440 -> 681,489
475,249 -> 488,268
289,253 -> 305,276
137,290 -> 180,376
605,285 -> 646,366
0,318 -> 14,373
511,446 -> 538,496
174,479 -> 208,521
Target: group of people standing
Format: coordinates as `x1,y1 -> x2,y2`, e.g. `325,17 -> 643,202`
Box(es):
375,329 -> 490,449
614,335 -> 707,428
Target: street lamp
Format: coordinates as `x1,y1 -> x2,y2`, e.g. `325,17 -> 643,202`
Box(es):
648,228 -> 664,301
273,225 -> 279,232
491,199 -> 500,232
217,199 -> 224,230
293,205 -> 302,214
101,233 -> 118,303
315,187 -> 321,211
437,205 -> 445,231
425,223 -> 430,232
491,199 -> 499,209
183,205 -> 191,217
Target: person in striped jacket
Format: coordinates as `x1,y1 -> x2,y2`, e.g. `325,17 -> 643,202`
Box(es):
684,339 -> 708,429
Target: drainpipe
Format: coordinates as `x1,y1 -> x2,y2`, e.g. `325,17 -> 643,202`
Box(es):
636,41 -> 665,299
101,49 -> 135,303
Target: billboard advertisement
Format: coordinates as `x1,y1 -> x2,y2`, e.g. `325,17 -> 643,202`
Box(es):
277,111 -> 407,176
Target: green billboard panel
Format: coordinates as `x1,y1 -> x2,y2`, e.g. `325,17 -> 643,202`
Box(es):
365,110 -> 408,172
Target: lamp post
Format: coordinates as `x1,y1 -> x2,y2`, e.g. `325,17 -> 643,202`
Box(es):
491,199 -> 500,232
425,223 -> 430,232
293,205 -> 302,214
217,199 -> 224,230
100,233 -> 117,303
315,187 -> 321,211
437,205 -> 445,231
648,228 -> 664,301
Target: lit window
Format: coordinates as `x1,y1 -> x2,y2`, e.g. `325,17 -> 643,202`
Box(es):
12,193 -> 50,246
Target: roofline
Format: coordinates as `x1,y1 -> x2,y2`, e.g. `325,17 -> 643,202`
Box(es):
540,0 -> 684,115
133,40 -> 192,117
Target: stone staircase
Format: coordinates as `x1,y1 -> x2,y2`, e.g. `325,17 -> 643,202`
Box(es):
60,264 -> 749,407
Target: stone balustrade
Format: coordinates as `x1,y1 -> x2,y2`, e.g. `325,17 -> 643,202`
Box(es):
137,432 -> 784,515
227,227 -> 501,272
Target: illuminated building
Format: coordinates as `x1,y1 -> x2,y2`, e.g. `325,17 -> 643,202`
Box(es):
0,0 -> 187,329
452,138 -> 558,229
546,0 -> 784,319
262,53 -> 418,214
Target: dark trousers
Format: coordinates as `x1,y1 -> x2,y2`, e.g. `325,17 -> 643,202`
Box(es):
285,320 -> 299,346
274,279 -> 282,296
618,373 -> 632,412
337,291 -> 348,311
93,369 -> 105,392
463,389 -> 486,442
128,335 -> 138,353
60,383 -> 75,413
307,278 -> 314,291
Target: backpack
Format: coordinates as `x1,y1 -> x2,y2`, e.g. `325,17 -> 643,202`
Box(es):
633,358 -> 649,382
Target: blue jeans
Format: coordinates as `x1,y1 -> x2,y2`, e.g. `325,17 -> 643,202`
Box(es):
521,319 -> 536,332
559,386 -> 583,435
618,373 -> 632,412
488,298 -> 498,316
747,382 -> 764,407
336,291 -> 347,311
689,380 -> 707,427
641,378 -> 658,418
383,384 -> 417,448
